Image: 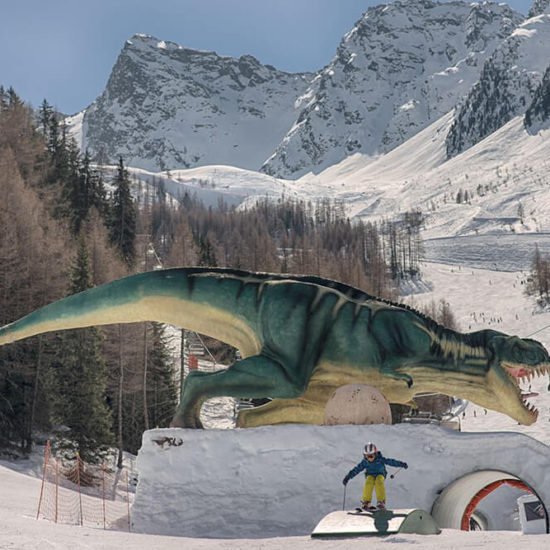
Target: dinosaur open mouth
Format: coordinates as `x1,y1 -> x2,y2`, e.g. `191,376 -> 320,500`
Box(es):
502,362 -> 550,421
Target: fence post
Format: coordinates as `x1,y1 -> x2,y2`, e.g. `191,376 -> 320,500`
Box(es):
126,469 -> 131,532
76,453 -> 83,526
55,457 -> 59,524
102,462 -> 106,530
36,441 -> 50,520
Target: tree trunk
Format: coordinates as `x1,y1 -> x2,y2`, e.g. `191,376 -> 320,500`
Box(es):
117,325 -> 124,469
27,336 -> 43,453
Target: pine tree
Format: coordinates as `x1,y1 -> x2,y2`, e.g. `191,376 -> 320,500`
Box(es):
38,99 -> 53,134
83,149 -> 108,216
62,139 -> 82,233
63,147 -> 109,235
147,323 -> 177,429
50,237 -> 113,462
197,234 -> 218,266
116,323 -> 177,454
109,157 -> 137,267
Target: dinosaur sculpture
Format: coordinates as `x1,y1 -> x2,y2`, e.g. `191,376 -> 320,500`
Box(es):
0,267 -> 548,428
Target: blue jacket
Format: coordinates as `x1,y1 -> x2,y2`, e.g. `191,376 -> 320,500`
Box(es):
345,451 -> 406,480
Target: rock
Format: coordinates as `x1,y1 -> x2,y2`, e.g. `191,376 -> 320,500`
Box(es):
324,384 -> 392,425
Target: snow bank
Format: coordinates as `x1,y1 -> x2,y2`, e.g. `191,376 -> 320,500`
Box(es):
132,424 -> 550,538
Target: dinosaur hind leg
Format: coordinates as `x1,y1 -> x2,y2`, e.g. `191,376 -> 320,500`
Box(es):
171,353 -> 303,429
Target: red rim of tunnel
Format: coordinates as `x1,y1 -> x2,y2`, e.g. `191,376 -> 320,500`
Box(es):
461,479 -> 535,531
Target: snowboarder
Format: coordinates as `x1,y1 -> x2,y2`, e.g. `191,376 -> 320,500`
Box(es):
342,442 -> 408,510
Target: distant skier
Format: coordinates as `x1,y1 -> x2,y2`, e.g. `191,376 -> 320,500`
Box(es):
342,442 -> 408,510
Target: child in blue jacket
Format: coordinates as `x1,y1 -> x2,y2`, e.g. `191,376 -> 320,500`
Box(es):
343,442 -> 408,510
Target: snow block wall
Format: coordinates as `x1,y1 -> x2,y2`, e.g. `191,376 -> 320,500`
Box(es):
132,424 -> 550,538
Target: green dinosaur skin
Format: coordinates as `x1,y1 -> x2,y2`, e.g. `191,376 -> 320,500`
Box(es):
0,267 -> 548,428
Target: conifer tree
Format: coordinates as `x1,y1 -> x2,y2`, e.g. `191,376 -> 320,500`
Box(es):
118,323 -> 177,454
197,234 -> 218,266
147,323 -> 178,429
50,237 -> 113,462
38,99 -> 53,134
63,147 -> 109,235
109,157 -> 137,267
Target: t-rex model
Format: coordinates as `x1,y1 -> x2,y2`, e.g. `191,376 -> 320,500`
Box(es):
0,267 -> 548,428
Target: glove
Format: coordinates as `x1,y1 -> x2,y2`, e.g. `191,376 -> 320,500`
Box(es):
343,475 -> 350,485
403,463 -> 408,469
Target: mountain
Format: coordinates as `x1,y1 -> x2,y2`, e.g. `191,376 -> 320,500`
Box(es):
446,14 -> 550,158
296,104 -> 550,240
260,0 -> 523,178
525,65 -> 550,132
79,34 -> 313,172
73,1 -> 524,179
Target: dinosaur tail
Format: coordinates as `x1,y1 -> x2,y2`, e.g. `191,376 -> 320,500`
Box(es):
0,270 -> 167,346
0,268 -> 262,354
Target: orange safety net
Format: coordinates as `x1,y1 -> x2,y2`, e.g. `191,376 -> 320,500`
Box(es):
36,441 -> 131,531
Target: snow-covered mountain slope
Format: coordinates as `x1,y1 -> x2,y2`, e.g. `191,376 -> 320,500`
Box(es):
525,64 -> 550,132
446,14 -> 550,158
79,34 -> 313,172
300,108 -> 550,239
104,163 -> 310,210
261,0 -> 523,178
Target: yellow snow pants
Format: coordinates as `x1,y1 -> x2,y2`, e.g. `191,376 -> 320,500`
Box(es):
362,474 -> 386,503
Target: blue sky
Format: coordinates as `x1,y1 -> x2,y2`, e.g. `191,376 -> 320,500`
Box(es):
0,0 -> 533,114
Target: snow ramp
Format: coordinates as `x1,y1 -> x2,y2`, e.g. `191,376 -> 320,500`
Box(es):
311,509 -> 441,538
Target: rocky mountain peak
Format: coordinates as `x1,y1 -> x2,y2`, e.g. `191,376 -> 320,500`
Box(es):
81,34 -> 313,171
261,0 -> 523,178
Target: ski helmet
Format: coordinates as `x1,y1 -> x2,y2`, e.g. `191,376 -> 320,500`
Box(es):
364,442 -> 377,455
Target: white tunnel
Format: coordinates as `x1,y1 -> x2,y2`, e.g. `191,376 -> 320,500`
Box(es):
431,470 -> 548,532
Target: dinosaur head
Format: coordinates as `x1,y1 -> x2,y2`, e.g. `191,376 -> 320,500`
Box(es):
404,329 -> 550,426
484,334 -> 550,425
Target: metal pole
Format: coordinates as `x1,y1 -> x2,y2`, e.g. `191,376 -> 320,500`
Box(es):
36,440 -> 50,520
342,484 -> 347,511
389,468 -> 403,479
55,458 -> 59,524
126,469 -> 131,532
102,463 -> 106,530
77,454 -> 83,526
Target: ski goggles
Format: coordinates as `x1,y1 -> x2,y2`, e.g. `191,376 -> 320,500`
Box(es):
364,453 -> 376,459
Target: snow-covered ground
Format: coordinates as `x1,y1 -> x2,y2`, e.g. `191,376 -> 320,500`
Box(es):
424,234 -> 550,271
1,451 -> 549,550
